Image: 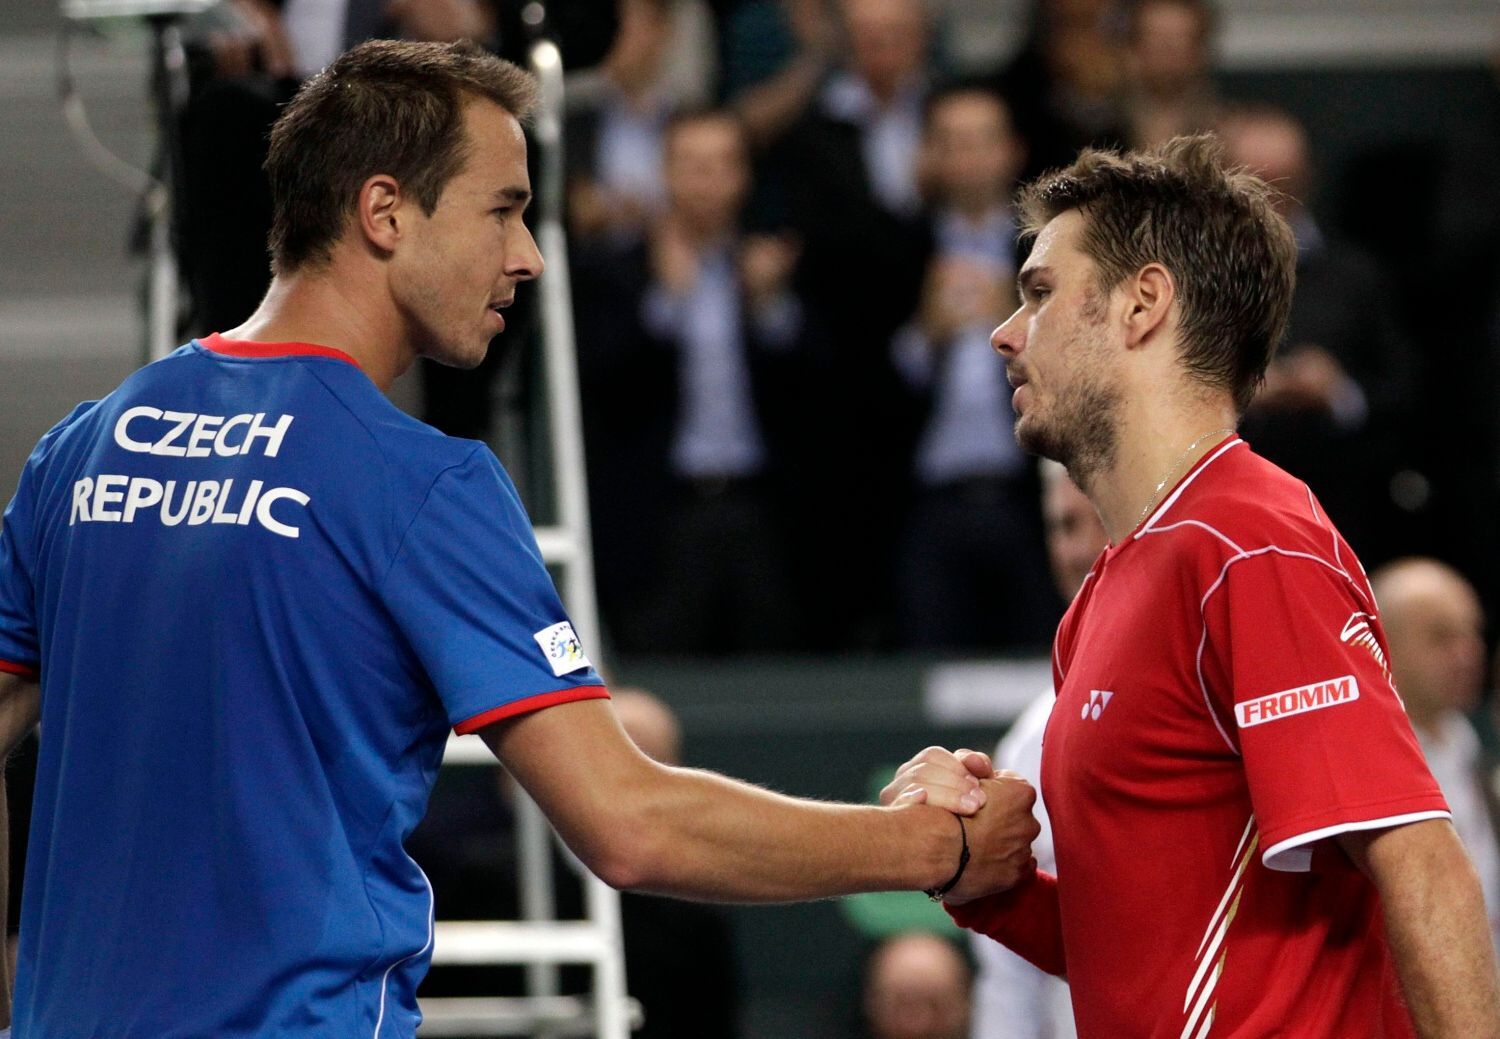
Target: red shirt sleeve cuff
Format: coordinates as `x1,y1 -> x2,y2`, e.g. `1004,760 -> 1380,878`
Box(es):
0,659 -> 37,680
453,684 -> 610,734
946,869 -> 1066,977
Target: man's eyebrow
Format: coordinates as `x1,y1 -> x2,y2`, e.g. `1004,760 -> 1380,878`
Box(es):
1018,265 -> 1051,295
493,187 -> 532,206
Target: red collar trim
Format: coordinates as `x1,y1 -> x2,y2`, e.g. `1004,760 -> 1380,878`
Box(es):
199,333 -> 361,370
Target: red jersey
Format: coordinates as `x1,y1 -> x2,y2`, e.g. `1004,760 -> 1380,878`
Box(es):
954,437 -> 1448,1038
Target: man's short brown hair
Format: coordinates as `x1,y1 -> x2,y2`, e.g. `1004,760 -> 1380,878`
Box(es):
266,39 -> 538,274
1016,134 -> 1296,412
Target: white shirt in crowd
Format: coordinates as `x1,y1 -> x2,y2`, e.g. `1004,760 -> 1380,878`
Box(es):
971,691 -> 1077,1039
1416,713 -> 1500,951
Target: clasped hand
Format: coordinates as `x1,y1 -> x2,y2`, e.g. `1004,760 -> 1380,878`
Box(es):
882,746 -> 1041,904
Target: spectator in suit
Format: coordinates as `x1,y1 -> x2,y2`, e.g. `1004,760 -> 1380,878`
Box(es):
777,0 -> 938,645
892,83 -> 1059,651
863,932 -> 973,1039
574,109 -> 807,653
1372,559 -> 1500,951
565,0 -> 719,245
717,0 -> 841,148
1120,0 -> 1220,150
990,0 -> 1127,182
1220,105 -> 1419,563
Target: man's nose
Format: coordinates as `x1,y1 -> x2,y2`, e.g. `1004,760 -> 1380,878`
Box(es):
991,305 -> 1025,357
509,224 -> 545,282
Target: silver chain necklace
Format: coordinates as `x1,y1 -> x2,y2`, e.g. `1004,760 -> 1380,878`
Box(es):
1135,427 -> 1236,528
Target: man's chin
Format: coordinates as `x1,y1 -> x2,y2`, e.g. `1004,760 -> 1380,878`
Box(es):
425,342 -> 488,371
1015,417 -> 1060,462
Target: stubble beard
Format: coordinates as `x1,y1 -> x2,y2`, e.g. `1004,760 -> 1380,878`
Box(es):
1014,300 -> 1121,490
1016,377 -> 1120,487
398,260 -> 491,371
435,339 -> 489,371
412,315 -> 489,371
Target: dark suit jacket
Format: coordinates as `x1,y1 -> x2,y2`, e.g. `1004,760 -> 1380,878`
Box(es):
1243,236 -> 1418,561
570,234 -> 812,612
774,103 -> 934,500
1286,239 -> 1416,421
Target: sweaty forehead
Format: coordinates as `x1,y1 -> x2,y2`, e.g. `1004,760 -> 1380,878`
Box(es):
1025,210 -> 1087,269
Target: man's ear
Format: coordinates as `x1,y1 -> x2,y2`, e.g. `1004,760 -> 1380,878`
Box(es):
356,174 -> 404,255
1123,262 -> 1176,350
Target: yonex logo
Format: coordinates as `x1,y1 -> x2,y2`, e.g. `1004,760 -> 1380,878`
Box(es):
1081,690 -> 1114,721
1236,676 -> 1359,728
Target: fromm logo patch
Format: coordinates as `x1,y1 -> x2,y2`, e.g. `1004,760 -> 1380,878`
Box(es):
1236,676 -> 1359,728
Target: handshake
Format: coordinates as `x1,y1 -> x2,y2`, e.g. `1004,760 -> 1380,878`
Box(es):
881,746 -> 1042,905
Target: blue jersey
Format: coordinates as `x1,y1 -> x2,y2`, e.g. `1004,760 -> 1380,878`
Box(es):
0,335 -> 607,1038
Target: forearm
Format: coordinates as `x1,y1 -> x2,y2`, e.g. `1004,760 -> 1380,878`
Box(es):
0,674 -> 38,759
1346,820 -> 1500,1038
946,870 -> 1066,978
0,674 -> 31,1029
601,763 -> 960,901
483,700 -> 960,902
0,769 -> 9,1030
731,53 -> 827,149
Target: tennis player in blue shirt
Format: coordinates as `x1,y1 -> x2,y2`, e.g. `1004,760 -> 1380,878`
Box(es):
0,39 -> 1038,1038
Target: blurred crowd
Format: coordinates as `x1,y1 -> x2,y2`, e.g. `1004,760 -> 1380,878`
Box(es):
166,0 -> 1500,659
562,0 -> 1500,658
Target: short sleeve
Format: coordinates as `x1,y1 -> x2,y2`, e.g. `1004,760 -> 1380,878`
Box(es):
0,400 -> 97,679
1203,551 -> 1448,872
380,447 -> 607,733
0,467 -> 41,678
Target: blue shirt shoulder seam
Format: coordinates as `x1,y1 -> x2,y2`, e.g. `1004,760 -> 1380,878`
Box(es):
375,443 -> 488,589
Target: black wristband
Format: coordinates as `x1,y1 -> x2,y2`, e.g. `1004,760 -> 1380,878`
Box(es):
924,814 -> 970,902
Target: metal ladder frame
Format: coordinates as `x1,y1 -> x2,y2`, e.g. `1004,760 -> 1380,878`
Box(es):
56,4 -> 199,364
418,35 -> 635,1039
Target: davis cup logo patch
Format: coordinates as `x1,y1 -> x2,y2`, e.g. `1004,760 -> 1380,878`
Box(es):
534,621 -> 591,677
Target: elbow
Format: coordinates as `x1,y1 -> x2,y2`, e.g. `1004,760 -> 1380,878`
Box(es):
586,838 -> 648,892
583,827 -> 674,893
572,800 -> 677,893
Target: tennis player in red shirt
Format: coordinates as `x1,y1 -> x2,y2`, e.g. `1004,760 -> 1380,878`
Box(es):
884,135 -> 1500,1038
